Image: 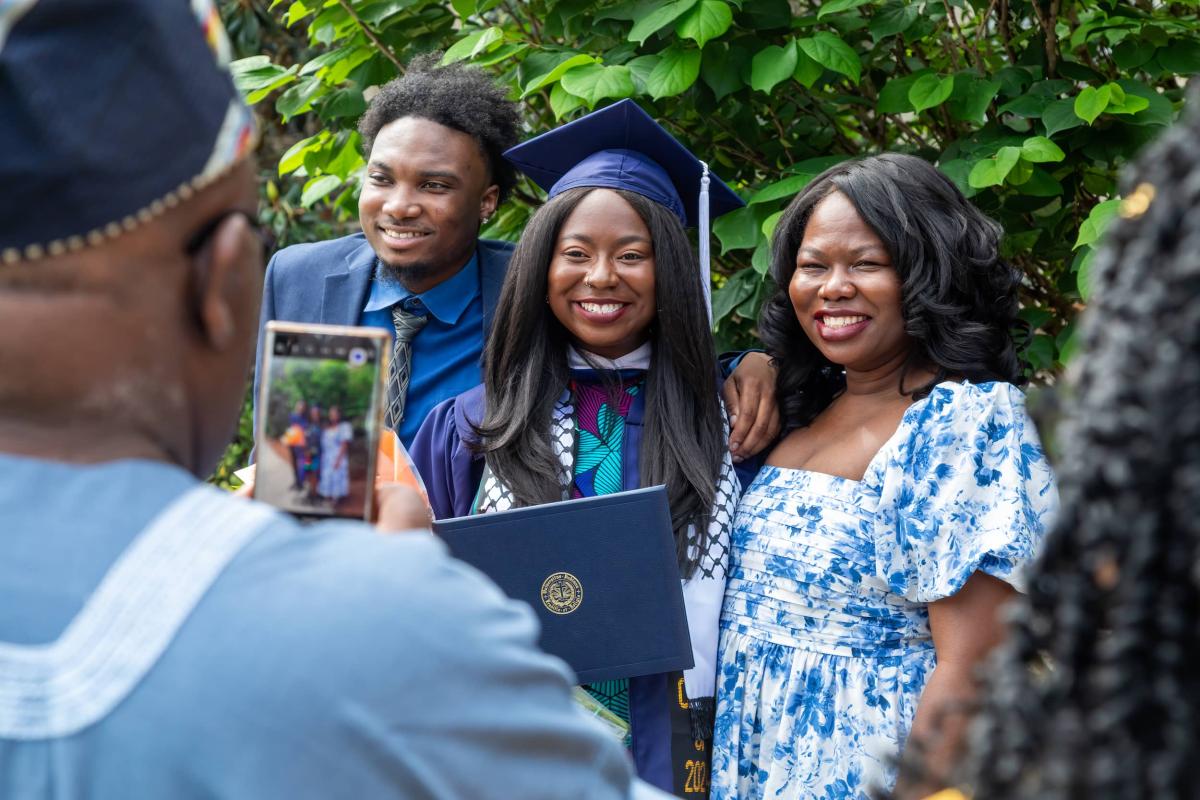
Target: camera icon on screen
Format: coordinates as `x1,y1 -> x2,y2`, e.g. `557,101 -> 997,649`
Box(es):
347,347 -> 368,366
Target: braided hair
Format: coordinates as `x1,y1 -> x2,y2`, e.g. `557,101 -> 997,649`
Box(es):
952,97 -> 1200,798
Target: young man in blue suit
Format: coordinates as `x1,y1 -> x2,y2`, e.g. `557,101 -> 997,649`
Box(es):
255,56 -> 520,447
256,57 -> 782,455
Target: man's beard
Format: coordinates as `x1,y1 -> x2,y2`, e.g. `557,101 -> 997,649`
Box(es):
377,259 -> 440,290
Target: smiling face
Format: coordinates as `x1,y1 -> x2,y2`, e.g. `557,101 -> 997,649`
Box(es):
789,190 -> 910,372
547,189 -> 657,360
358,116 -> 499,293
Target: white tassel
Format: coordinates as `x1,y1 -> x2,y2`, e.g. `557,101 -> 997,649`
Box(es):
698,160 -> 712,325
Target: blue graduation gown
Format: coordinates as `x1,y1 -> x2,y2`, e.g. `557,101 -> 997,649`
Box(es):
409,381 -> 692,795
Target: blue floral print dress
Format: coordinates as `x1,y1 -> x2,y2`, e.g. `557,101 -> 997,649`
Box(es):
711,381 -> 1057,799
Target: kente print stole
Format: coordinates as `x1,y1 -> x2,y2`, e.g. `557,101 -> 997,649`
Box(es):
568,377 -> 641,723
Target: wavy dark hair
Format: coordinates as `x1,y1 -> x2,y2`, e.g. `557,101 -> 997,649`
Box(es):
759,153 -> 1026,431
473,187 -> 725,577
945,98 -> 1200,799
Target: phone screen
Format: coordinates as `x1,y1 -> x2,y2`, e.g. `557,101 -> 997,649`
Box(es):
256,323 -> 388,520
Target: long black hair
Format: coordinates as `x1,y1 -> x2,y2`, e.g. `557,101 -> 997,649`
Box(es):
948,99 -> 1200,799
759,153 -> 1026,431
473,187 -> 725,577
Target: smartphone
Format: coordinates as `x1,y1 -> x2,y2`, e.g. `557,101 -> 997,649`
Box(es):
255,322 -> 390,520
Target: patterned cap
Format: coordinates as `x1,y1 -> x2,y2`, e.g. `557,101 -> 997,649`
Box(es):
0,0 -> 257,264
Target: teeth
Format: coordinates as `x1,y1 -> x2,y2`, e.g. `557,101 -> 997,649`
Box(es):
581,302 -> 623,314
383,229 -> 428,239
822,315 -> 867,329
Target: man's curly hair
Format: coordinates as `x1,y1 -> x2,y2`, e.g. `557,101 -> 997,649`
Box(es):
944,95 -> 1200,799
358,54 -> 520,202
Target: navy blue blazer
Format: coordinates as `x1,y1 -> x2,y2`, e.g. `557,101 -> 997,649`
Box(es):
252,232 -> 514,429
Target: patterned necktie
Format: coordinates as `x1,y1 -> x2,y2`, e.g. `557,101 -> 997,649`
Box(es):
385,300 -> 428,431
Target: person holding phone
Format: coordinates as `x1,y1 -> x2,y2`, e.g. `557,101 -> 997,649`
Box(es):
411,100 -> 744,797
0,5 -> 671,798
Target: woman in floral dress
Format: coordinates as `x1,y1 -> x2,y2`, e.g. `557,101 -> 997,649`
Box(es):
711,154 -> 1058,799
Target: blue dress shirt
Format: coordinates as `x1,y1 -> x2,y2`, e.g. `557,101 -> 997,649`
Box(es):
360,252 -> 485,447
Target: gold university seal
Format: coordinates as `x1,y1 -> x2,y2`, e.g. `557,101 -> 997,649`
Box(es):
540,571 -> 583,615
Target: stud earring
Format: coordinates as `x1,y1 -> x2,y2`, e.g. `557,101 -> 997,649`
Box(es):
583,276 -> 594,288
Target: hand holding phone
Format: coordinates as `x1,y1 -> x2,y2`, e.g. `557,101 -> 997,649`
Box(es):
254,322 -> 390,521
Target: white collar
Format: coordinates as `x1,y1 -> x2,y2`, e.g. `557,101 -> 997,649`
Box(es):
567,342 -> 652,371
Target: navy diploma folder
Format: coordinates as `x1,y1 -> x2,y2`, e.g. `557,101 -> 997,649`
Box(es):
433,486 -> 694,684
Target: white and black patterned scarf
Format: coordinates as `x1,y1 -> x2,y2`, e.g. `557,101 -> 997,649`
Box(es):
474,345 -> 737,735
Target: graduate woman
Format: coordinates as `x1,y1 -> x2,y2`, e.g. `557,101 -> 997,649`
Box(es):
411,100 -> 743,797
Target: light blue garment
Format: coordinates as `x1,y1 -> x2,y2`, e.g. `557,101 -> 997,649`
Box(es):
711,381 -> 1058,800
360,252 -> 485,447
0,453 -> 647,799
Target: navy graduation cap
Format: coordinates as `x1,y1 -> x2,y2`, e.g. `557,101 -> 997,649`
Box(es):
504,99 -> 744,316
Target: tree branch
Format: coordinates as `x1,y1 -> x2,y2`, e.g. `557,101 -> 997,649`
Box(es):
335,0 -> 405,74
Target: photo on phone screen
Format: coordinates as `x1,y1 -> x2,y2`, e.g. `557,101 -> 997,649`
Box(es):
255,323 -> 388,520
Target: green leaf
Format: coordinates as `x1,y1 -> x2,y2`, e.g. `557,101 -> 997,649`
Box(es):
299,45 -> 355,76
1106,94 -> 1149,116
521,53 -> 597,96
908,73 -> 954,112
967,146 -> 1021,188
275,77 -> 324,120
1076,249 -> 1096,301
300,174 -> 342,208
1112,39 -> 1157,70
793,46 -> 823,88
797,32 -> 861,84
1159,39 -> 1200,74
750,240 -> 771,276
231,56 -> 298,97
1074,85 -> 1111,125
625,54 -> 661,92
817,0 -> 872,19
441,26 -> 505,64
701,43 -> 746,99
645,45 -> 702,99
549,82 -> 587,119
560,63 -> 636,106
1117,80 -> 1174,127
1073,198 -> 1121,250
472,42 -> 529,68
284,0 -> 312,27
675,0 -> 732,48
1042,98 -> 1083,137
1021,167 -> 1062,198
450,0 -> 475,17
278,132 -> 328,176
1024,334 -> 1056,372
713,206 -> 762,253
628,0 -> 699,44
1021,136 -> 1065,163
947,77 -> 1001,124
1006,158 -> 1033,186
748,173 -> 814,205
877,68 -> 934,114
869,2 -> 918,41
750,42 -> 798,93
998,92 -> 1050,118
761,210 -> 784,239
712,268 -> 758,323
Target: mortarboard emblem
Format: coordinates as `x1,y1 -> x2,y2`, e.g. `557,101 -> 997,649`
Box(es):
540,571 -> 583,615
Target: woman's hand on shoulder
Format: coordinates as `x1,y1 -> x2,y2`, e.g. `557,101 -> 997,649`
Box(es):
722,351 -> 782,462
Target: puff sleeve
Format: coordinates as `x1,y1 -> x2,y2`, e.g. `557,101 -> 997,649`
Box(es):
869,382 -> 1058,603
